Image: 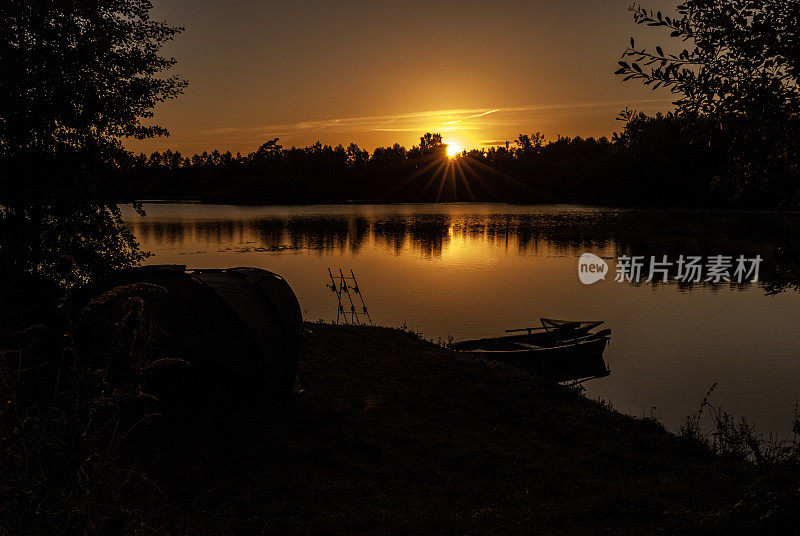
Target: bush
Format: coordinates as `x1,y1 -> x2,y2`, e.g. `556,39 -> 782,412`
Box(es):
0,283 -> 188,535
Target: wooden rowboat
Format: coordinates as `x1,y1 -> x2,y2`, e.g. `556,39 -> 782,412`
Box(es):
451,318 -> 611,379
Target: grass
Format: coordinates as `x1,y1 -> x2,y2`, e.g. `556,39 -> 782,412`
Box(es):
146,323 -> 798,535
680,383 -> 800,466
4,318 -> 800,534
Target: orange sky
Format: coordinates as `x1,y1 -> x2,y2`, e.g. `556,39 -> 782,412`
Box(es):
127,0 -> 678,155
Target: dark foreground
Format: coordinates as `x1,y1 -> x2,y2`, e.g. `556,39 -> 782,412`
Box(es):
147,324 -> 795,535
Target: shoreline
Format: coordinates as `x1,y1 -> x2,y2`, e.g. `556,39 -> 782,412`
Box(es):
148,322 -> 797,534
120,199 -> 800,214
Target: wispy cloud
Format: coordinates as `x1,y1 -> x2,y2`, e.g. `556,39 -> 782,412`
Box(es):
191,98 -> 673,148
479,140 -> 511,146
442,109 -> 501,125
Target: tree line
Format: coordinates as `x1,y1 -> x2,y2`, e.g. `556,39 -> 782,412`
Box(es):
125,116 -> 729,207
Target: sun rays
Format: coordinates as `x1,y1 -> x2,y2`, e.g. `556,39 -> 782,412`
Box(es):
379,149 -> 525,203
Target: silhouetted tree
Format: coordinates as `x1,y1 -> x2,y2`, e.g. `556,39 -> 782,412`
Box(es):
418,132 -> 447,156
0,0 -> 186,281
514,132 -> 546,157
616,0 -> 800,204
370,143 -> 407,166
128,126 -> 777,207
346,143 -> 369,168
256,138 -> 283,156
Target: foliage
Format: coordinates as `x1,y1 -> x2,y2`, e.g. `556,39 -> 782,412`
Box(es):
678,383 -> 800,529
616,0 -> 800,205
414,132 -> 447,156
0,283 -> 187,535
128,126 -> 727,207
681,384 -> 800,465
0,0 -> 186,281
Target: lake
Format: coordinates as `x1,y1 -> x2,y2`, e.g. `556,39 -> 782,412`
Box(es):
123,203 -> 800,435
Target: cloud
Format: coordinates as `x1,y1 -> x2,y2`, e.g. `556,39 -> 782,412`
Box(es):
479,140 -> 510,146
192,98 -> 674,146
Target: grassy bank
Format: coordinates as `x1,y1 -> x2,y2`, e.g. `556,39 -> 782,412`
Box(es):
131,323 -> 793,535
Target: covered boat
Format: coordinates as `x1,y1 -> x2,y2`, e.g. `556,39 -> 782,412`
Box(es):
99,265 -> 302,402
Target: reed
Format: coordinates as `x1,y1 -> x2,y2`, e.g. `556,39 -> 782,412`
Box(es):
680,383 -> 800,467
0,284 -> 187,535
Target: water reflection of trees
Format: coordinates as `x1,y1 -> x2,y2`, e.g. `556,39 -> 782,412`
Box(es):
131,210 -> 800,292
373,216 -> 451,258
135,216 -> 370,253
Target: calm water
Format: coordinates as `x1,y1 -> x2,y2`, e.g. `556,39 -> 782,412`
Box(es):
123,203 -> 800,435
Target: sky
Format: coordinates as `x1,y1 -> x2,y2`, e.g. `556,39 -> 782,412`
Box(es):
128,0 -> 679,155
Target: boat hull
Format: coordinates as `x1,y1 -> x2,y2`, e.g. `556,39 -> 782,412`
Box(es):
455,337 -> 609,380
455,336 -> 608,364
451,319 -> 611,380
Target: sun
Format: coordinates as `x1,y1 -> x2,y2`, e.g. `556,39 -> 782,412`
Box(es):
446,141 -> 463,158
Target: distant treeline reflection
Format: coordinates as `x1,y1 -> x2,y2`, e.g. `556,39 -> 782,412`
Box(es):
132,209 -> 800,292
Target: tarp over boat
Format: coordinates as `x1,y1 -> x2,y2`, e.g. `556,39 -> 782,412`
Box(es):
102,265 -> 302,401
